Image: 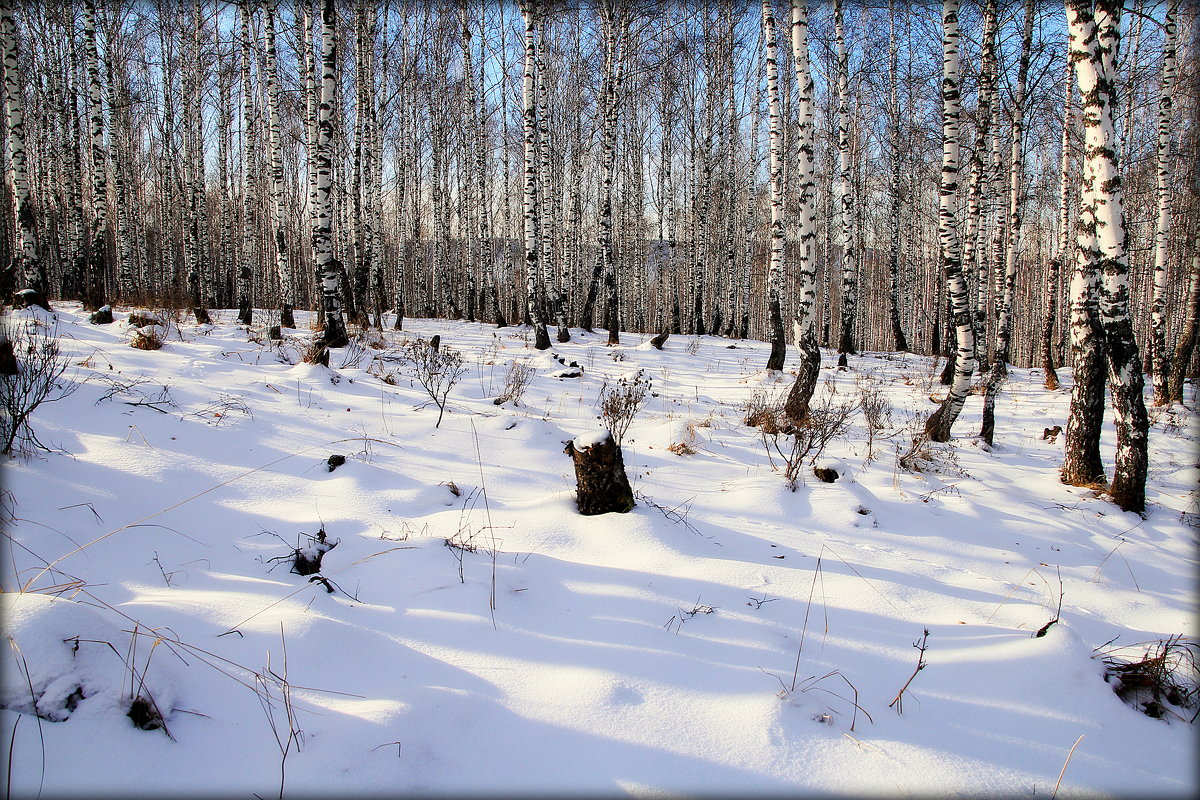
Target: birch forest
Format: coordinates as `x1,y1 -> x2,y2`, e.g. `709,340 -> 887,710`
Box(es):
3,0 -> 1198,492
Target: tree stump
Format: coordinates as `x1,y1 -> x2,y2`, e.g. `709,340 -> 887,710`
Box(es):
649,330 -> 669,350
564,430 -> 635,515
89,305 -> 114,325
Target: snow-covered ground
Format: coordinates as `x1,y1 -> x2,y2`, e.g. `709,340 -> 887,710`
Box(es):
2,302 -> 1196,798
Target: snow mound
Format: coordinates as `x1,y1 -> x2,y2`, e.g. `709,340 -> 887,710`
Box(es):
1,592 -> 178,730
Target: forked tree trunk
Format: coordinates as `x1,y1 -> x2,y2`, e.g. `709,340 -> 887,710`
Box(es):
980,0 -> 1033,447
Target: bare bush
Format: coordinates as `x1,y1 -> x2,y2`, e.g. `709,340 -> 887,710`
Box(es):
1096,635 -> 1199,722
405,337 -> 467,427
1,318 -> 77,455
753,383 -> 854,490
598,369 -> 650,445
494,359 -> 535,406
857,375 -> 893,464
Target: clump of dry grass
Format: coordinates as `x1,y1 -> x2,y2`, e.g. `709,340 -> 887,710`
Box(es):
1095,635 -> 1199,722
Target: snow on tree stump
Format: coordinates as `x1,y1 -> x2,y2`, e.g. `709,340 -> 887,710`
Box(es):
564,429 -> 635,515
89,305 -> 113,325
13,289 -> 50,311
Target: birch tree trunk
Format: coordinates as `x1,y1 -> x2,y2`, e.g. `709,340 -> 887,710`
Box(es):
783,0 -> 820,422
761,0 -> 785,372
264,0 -> 294,328
924,0 -> 974,442
237,1 -> 255,325
314,0 -> 347,349
834,0 -> 856,368
1149,0 -> 1179,406
1062,0 -> 1149,514
519,0 -> 551,350
885,0 -> 906,352
1088,0 -> 1148,513
82,0 -> 108,312
1042,59 -> 1074,391
1169,239 -> 1200,404
1,2 -> 48,309
980,0 -> 1033,446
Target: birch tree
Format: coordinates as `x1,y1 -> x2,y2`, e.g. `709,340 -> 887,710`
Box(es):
980,0 -> 1034,447
314,0 -> 347,348
924,0 -> 973,442
519,0 -> 551,350
833,0 -> 856,368
782,0 -> 820,421
1061,0 -> 1148,513
82,0 -> 108,312
264,0 -> 294,327
1148,0 -> 1178,406
1042,59 -> 1074,391
761,0 -> 785,372
1,1 -> 49,309
237,0 -> 256,326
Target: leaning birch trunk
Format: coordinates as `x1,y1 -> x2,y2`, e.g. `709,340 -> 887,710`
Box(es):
1149,0 -> 1179,407
82,0 -> 108,313
1084,0 -> 1148,513
1,2 -> 48,310
1042,59 -> 1074,391
264,0 -> 294,328
313,0 -> 346,350
980,0 -> 1033,447
924,0 -> 973,443
519,0 -> 551,350
762,0 -> 786,372
834,0 -> 856,368
783,0 -> 820,422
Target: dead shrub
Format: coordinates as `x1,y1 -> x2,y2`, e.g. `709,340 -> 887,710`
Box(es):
753,384 -> 855,490
494,359 -> 535,406
598,369 -> 650,446
1096,635 -> 1199,722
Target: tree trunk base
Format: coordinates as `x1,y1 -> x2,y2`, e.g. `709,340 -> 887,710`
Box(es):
564,431 -> 634,515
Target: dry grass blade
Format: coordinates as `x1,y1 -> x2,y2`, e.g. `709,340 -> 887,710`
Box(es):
1051,734 -> 1084,799
5,635 -> 45,800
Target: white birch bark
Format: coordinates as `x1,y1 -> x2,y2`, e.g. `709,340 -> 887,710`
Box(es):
1149,0 -> 1179,406
782,0 -> 820,421
314,0 -> 346,348
924,0 -> 974,442
762,0 -> 786,372
834,0 -> 855,366
264,0 -> 294,327
519,0 -> 551,350
1,2 -> 47,308
83,0 -> 108,311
